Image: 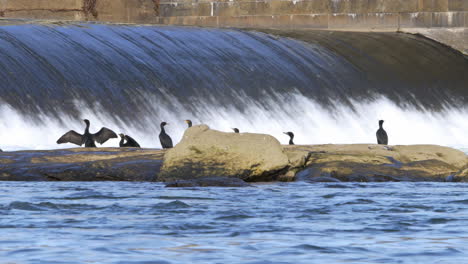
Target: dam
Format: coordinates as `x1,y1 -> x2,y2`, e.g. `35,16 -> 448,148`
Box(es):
0,0 -> 467,54
0,1 -> 468,263
0,0 -> 466,150
0,23 -> 467,150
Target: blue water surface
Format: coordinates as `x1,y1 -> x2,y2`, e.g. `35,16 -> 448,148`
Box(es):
1,181 -> 468,263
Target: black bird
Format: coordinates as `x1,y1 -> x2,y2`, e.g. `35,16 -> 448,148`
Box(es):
57,119 -> 117,147
185,120 -> 193,128
119,133 -> 141,148
283,132 -> 295,145
376,120 -> 388,145
232,128 -> 240,133
159,122 -> 173,149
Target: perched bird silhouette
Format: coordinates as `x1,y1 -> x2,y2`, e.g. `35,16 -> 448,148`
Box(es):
283,132 -> 295,145
57,119 -> 117,147
159,122 -> 173,149
376,120 -> 388,145
185,120 -> 193,128
232,128 -> 240,133
119,133 -> 141,148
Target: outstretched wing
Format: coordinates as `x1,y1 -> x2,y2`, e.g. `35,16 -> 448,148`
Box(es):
93,127 -> 118,144
57,130 -> 84,146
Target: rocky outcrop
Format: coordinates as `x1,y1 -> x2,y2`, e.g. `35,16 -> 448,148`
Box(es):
288,144 -> 468,182
0,132 -> 466,184
0,148 -> 164,181
159,125 -> 290,182
159,125 -> 468,183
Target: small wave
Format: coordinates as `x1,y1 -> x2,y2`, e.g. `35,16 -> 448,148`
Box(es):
336,199 -> 376,206
322,193 -> 339,199
214,214 -> 253,221
7,248 -> 42,256
398,204 -> 433,210
393,247 -> 462,257
292,244 -> 340,254
451,199 -> 468,204
64,191 -> 132,200
152,201 -> 190,209
384,208 -> 417,213
427,218 -> 456,224
157,196 -> 215,200
324,184 -> 352,189
114,261 -> 171,264
301,208 -> 331,215
8,201 -> 97,211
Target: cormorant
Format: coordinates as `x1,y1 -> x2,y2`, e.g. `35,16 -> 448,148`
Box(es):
119,133 -> 141,148
232,128 -> 240,133
283,132 -> 295,145
376,120 -> 388,145
57,119 -> 117,147
185,120 -> 192,128
159,122 -> 173,149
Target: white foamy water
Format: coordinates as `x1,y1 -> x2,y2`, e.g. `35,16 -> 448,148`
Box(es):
0,92 -> 467,151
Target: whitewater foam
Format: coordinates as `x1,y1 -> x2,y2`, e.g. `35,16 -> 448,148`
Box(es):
0,92 -> 466,151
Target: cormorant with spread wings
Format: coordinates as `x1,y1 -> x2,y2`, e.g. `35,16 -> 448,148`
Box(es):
57,119 -> 117,147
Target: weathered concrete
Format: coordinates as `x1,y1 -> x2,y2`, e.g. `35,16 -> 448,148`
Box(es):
0,0 -> 466,53
0,148 -> 165,181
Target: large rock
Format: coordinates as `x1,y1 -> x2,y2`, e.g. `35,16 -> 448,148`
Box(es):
0,148 -> 165,181
288,144 -> 468,182
159,125 -> 290,182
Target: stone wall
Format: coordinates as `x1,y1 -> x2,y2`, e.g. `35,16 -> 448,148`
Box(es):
1,0 -> 466,29
0,0 -> 466,53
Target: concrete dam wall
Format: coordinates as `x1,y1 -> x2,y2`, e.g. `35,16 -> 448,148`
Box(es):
0,0 -> 467,53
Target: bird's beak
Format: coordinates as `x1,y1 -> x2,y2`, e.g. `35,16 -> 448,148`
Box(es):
283,132 -> 287,135
184,120 -> 188,123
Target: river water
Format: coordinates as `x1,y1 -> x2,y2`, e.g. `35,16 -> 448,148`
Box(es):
1,181 -> 468,263
0,22 -> 467,263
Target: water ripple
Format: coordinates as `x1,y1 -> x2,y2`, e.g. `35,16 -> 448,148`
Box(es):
0,181 -> 468,263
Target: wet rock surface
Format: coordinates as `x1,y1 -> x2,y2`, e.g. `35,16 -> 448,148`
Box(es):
0,137 -> 466,184
159,125 -> 290,182
288,144 -> 468,182
160,125 -> 468,183
0,148 -> 165,181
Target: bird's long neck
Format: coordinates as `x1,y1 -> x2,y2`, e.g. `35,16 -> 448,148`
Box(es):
379,123 -> 383,129
85,122 -> 90,134
160,125 -> 165,133
119,137 -> 125,146
289,135 -> 294,145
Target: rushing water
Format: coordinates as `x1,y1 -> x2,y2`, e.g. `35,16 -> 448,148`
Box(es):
0,23 -> 467,150
1,181 -> 468,263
